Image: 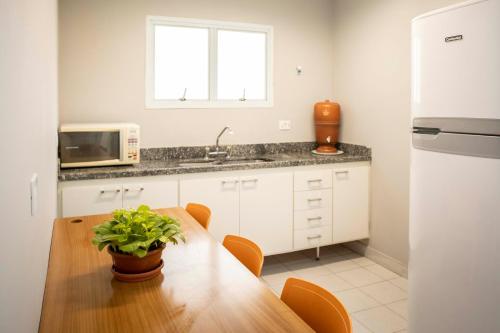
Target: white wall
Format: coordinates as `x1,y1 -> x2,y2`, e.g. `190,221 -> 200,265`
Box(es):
331,0 -> 462,266
58,0 -> 335,148
0,0 -> 58,332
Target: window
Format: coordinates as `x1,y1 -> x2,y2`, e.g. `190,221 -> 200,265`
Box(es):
146,16 -> 273,109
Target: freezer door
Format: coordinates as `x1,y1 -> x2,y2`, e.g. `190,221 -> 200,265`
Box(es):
412,0 -> 500,119
412,117 -> 500,159
409,148 -> 500,333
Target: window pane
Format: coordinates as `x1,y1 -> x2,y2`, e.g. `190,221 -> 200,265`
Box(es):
217,30 -> 267,100
154,25 -> 209,100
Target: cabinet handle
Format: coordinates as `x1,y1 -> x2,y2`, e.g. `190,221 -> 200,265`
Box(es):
307,216 -> 322,221
307,179 -> 322,183
221,180 -> 239,185
100,188 -> 120,194
124,187 -> 144,192
335,170 -> 349,175
307,235 -> 322,240
307,198 -> 322,202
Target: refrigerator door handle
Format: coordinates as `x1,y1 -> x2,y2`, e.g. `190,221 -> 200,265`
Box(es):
412,131 -> 500,159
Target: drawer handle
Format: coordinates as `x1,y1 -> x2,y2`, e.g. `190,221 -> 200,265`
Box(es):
307,216 -> 322,221
100,189 -> 120,194
307,235 -> 322,240
241,179 -> 258,183
335,170 -> 349,175
307,179 -> 322,183
307,198 -> 322,202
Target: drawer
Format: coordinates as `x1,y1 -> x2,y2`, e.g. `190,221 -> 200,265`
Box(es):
294,226 -> 333,250
294,207 -> 332,230
294,169 -> 332,191
294,189 -> 332,211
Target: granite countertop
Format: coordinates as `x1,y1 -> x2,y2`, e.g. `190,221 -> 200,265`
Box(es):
59,142 -> 371,181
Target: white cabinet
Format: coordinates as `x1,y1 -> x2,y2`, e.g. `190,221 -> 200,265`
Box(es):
293,168 -> 333,251
294,169 -> 332,191
123,180 -> 178,209
62,184 -> 123,217
294,189 -> 332,211
179,176 -> 240,242
294,226 -> 333,250
332,165 -> 370,244
59,162 -> 371,253
61,178 -> 179,217
239,173 -> 293,255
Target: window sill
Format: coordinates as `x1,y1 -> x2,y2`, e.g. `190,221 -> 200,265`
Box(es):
145,100 -> 274,109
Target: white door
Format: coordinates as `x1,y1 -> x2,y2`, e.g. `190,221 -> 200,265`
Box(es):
332,165 -> 370,244
122,180 -> 178,209
62,184 -> 122,217
410,149 -> 500,333
412,0 -> 500,119
239,172 -> 293,255
179,176 -> 239,242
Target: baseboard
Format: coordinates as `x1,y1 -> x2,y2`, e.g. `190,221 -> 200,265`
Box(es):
344,241 -> 408,278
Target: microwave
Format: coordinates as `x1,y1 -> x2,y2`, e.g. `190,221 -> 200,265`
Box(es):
59,123 -> 140,168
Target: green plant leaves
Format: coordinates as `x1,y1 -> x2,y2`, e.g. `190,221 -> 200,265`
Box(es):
91,205 -> 185,258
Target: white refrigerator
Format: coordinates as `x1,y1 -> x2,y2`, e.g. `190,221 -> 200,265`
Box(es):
410,1 -> 500,332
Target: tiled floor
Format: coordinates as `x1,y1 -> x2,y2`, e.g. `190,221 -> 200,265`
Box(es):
261,245 -> 408,333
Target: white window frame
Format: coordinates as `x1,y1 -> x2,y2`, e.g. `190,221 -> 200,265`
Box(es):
146,16 -> 273,109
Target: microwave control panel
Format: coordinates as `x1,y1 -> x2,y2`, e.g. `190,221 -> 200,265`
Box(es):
126,127 -> 140,162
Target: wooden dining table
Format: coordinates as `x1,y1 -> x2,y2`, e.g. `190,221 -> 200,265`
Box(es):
39,207 -> 313,333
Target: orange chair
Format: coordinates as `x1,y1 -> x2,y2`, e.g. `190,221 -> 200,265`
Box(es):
222,235 -> 264,277
185,203 -> 211,230
281,277 -> 352,333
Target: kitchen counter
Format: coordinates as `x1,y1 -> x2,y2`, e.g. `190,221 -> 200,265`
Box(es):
59,142 -> 371,181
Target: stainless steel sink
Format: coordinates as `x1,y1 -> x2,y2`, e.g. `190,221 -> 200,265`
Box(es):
177,157 -> 274,167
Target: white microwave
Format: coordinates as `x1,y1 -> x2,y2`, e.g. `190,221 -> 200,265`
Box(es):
59,123 -> 140,168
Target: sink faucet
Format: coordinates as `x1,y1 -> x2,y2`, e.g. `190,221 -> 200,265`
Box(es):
208,126 -> 233,158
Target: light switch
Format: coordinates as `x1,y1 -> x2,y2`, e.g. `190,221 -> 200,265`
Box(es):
30,173 -> 38,216
279,120 -> 292,131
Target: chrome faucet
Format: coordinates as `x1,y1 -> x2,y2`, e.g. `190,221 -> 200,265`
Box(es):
208,126 -> 233,158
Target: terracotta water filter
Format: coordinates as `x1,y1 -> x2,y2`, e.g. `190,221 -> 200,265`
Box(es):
314,100 -> 341,153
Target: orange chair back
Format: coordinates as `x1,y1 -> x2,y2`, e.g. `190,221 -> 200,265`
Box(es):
281,277 -> 352,333
186,203 -> 211,230
222,235 -> 264,277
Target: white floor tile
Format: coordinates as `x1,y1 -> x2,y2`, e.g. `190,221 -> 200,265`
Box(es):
335,288 -> 379,313
336,268 -> 384,287
352,257 -> 377,267
323,258 -> 361,273
364,264 -> 399,280
352,318 -> 373,333
261,269 -> 294,286
389,277 -> 408,292
306,274 -> 354,293
288,262 -> 332,279
386,299 -> 408,320
353,306 -> 407,333
360,281 -> 407,304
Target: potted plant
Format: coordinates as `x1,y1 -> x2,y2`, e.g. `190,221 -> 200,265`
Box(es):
92,205 -> 185,282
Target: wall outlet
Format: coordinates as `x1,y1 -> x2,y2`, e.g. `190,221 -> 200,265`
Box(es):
279,120 -> 291,131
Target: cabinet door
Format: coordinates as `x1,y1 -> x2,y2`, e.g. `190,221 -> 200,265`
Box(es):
179,176 -> 239,242
239,172 -> 293,255
62,184 -> 122,217
122,180 -> 178,210
332,165 -> 370,243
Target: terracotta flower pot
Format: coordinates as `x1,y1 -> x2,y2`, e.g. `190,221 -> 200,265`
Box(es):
314,100 -> 341,153
107,244 -> 165,275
